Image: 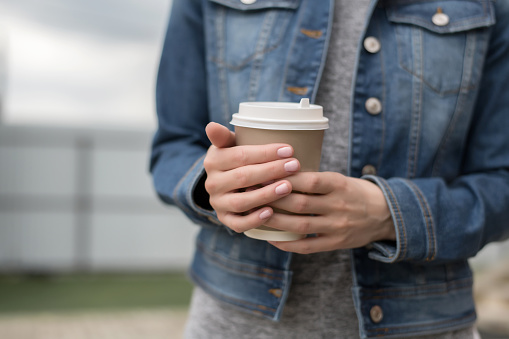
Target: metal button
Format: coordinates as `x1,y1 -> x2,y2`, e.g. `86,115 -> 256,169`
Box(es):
362,164 -> 377,176
370,305 -> 384,323
240,0 -> 257,4
365,97 -> 382,115
363,37 -> 381,54
432,8 -> 449,26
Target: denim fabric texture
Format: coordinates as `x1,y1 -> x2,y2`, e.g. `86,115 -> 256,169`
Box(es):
150,0 -> 509,337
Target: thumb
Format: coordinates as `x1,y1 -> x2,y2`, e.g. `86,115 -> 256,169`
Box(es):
206,122 -> 236,148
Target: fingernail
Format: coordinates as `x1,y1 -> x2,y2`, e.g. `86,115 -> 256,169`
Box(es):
275,183 -> 290,195
259,209 -> 272,220
284,159 -> 299,172
277,147 -> 293,158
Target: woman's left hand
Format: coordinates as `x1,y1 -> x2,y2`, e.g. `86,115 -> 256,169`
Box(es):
265,171 -> 396,254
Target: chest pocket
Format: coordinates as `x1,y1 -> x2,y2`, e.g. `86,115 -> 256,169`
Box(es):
207,0 -> 300,70
385,0 -> 495,95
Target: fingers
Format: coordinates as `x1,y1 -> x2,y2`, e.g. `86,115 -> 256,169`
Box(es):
212,180 -> 293,216
263,213 -> 333,235
206,158 -> 300,194
205,143 -> 295,172
219,207 -> 274,233
206,122 -> 236,148
286,172 -> 346,195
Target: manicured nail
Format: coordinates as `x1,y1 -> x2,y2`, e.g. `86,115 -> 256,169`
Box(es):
284,160 -> 299,172
259,209 -> 272,220
277,147 -> 293,158
275,183 -> 290,195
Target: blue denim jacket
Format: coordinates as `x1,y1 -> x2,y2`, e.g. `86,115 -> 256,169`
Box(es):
150,0 -> 509,337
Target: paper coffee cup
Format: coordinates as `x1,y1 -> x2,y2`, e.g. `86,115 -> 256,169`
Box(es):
230,99 -> 329,242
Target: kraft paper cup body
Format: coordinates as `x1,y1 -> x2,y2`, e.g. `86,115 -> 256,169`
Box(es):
230,99 -> 329,242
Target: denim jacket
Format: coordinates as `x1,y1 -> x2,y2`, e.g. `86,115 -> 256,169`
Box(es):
150,0 -> 509,337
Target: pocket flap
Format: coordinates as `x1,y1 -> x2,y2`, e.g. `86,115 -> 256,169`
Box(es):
385,0 -> 495,34
208,0 -> 300,11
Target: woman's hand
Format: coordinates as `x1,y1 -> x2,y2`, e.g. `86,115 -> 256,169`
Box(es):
264,171 -> 396,254
203,122 -> 301,233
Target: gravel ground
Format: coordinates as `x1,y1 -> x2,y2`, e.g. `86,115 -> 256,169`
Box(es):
0,309 -> 188,339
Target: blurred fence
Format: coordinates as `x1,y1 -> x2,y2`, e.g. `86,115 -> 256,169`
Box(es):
0,124 -> 197,273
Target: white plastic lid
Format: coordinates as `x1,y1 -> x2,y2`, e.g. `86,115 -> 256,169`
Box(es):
230,98 -> 329,130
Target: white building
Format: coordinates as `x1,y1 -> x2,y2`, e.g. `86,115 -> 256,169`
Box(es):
0,124 -> 197,273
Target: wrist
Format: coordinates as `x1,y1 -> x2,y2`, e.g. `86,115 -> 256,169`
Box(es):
359,178 -> 396,242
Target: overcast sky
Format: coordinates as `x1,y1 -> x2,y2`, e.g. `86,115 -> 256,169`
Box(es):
0,0 -> 171,129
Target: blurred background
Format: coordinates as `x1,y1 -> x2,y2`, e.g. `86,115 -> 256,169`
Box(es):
0,0 -> 508,338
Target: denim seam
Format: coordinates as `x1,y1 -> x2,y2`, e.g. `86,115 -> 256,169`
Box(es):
190,270 -> 278,316
360,277 -> 472,296
376,17 -> 386,172
208,0 -> 299,11
379,179 -> 407,260
172,155 -> 206,218
365,311 -> 476,334
209,11 -> 292,71
213,6 -> 231,123
432,30 -> 477,176
393,23 -> 479,95
247,11 -> 276,100
406,180 -> 436,261
278,0 -> 305,100
310,0 -> 334,103
407,26 -> 423,179
197,241 -> 286,280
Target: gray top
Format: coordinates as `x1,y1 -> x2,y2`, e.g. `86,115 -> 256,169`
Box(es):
184,0 -> 477,338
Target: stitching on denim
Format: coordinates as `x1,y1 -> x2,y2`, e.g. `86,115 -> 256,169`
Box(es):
376,16 -> 386,172
190,270 -> 277,315
197,241 -> 285,280
247,10 -> 277,101
432,30 -> 477,176
406,180 -> 436,261
392,21 -> 480,95
380,180 -> 407,260
278,0 -> 306,100
366,311 -> 476,333
172,155 -> 207,218
406,26 -> 423,179
360,276 -> 472,295
362,284 -> 471,300
209,9 -> 293,71
213,6 -> 231,123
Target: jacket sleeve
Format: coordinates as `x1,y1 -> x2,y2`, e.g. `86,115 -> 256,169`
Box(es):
366,3 -> 509,264
150,0 -> 222,228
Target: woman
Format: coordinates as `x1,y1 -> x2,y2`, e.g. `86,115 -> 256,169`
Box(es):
150,0 -> 509,337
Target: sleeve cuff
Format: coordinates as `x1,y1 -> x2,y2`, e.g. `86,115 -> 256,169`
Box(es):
173,155 -> 228,231
362,175 -> 437,263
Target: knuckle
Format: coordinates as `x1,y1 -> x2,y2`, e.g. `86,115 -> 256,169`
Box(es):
233,167 -> 250,188
308,173 -> 321,191
296,219 -> 311,234
294,195 -> 309,213
229,196 -> 246,213
204,178 -> 216,194
233,148 -> 249,166
203,157 -> 213,172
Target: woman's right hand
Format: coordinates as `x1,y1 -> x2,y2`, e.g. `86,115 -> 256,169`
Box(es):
203,122 -> 300,233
